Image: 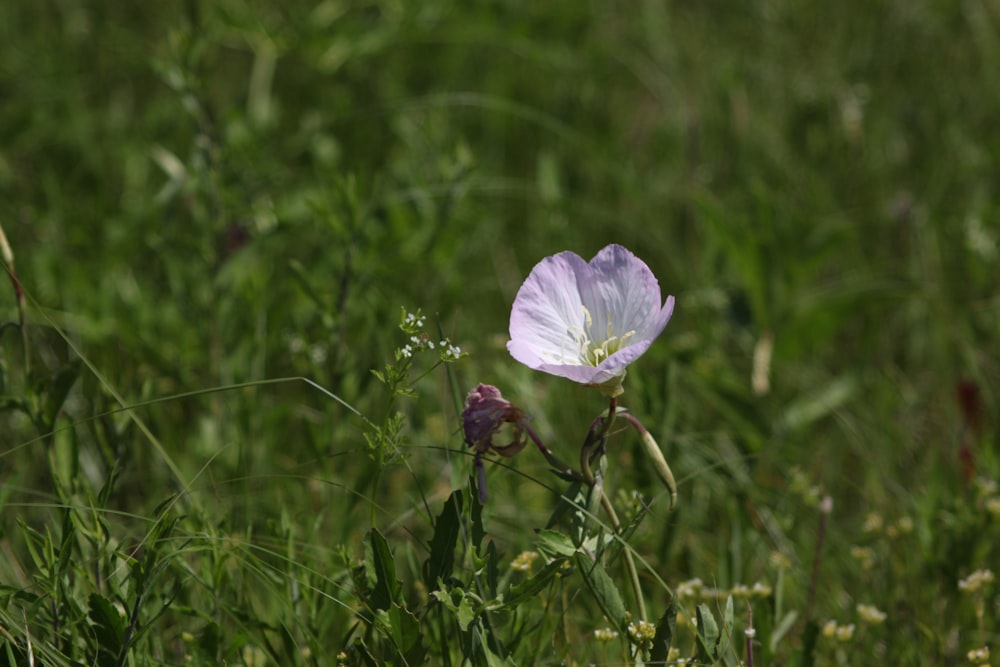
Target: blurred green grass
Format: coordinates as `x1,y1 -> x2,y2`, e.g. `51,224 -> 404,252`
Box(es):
1,0 -> 998,664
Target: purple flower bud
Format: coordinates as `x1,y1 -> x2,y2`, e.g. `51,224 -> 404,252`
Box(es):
462,384 -> 528,456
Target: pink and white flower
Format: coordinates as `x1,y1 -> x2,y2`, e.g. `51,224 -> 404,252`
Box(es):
507,244 -> 674,396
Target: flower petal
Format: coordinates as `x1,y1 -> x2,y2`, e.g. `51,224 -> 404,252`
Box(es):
579,244 -> 666,341
507,250 -> 589,367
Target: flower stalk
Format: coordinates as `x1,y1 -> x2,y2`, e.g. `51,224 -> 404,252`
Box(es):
578,397 -> 648,625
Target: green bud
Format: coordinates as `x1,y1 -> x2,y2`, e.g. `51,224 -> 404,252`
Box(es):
639,429 -> 677,510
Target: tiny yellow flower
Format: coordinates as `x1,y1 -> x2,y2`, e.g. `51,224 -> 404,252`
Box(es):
510,551 -> 539,572
835,623 -> 856,642
850,545 -> 876,571
822,620 -> 838,638
627,619 -> 657,644
986,496 -> 1000,518
770,551 -> 792,570
593,626 -> 619,642
863,512 -> 884,534
751,581 -> 773,598
974,477 -> 999,498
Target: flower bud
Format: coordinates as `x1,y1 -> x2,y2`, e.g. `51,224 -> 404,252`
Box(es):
639,429 -> 677,510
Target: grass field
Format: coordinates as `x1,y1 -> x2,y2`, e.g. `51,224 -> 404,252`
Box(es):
1,1 -> 998,665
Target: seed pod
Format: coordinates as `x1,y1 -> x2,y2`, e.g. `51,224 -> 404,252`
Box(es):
639,429 -> 677,511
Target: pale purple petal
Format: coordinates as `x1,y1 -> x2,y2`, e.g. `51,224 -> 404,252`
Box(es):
507,244 -> 674,392
507,251 -> 589,368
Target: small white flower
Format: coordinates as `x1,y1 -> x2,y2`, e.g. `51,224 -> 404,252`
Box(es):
959,569 -> 995,593
856,603 -> 887,625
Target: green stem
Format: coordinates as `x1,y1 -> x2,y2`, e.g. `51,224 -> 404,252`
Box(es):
599,489 -> 647,624
580,397 -> 647,623
523,423 -> 582,481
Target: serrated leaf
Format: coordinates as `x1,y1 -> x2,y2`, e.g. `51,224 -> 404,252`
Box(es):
457,594 -> 477,631
576,554 -> 628,631
423,490 -> 463,588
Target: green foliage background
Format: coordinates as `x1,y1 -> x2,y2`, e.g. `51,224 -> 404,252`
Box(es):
1,1 -> 997,664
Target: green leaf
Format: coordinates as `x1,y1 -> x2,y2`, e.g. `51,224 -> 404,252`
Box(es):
88,593 -> 125,667
457,594 -> 477,632
800,619 -> 820,667
719,595 -> 739,667
695,604 -> 720,664
576,554 -> 628,631
430,586 -> 477,632
198,622 -> 221,660
423,489 -> 463,588
770,610 -> 799,652
484,540 -> 499,599
545,479 -> 581,528
390,602 -> 426,665
780,374 -> 857,432
500,559 -> 568,609
364,529 -> 401,611
534,529 -> 577,558
649,599 -> 679,664
43,359 -> 81,429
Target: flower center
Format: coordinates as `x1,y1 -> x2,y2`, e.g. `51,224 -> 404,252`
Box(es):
570,306 -> 636,367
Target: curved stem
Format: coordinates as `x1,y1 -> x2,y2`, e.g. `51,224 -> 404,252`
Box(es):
523,422 -> 582,481
579,396 -> 617,485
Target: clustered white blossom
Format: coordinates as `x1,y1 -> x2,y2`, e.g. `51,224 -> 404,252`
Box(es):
967,646 -> 990,664
822,620 -> 856,642
958,568 -> 995,593
674,577 -> 771,602
856,603 -> 887,625
627,619 -> 656,645
397,309 -> 463,361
